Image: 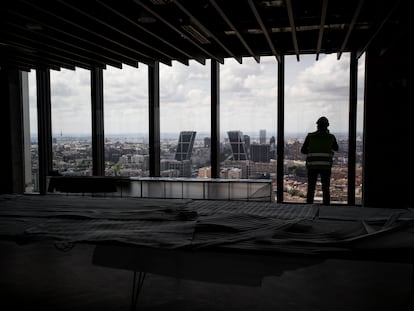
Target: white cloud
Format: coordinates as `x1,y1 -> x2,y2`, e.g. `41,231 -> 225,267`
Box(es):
284,54 -> 355,134
27,52 -> 365,138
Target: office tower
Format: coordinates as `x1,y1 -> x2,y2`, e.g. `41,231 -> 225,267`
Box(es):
204,137 -> 211,148
243,134 -> 250,157
169,160 -> 192,177
251,144 -> 271,163
259,129 -> 266,144
227,131 -> 248,161
175,131 -> 196,161
270,136 -> 276,159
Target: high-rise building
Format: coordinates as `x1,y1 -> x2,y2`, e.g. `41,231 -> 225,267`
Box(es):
270,136 -> 276,159
243,134 -> 250,157
169,160 -> 192,177
251,144 -> 271,163
175,131 -> 196,161
227,131 -> 248,161
259,129 -> 266,144
204,137 -> 211,148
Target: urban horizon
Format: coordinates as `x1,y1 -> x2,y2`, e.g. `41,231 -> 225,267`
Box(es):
30,130 -> 360,141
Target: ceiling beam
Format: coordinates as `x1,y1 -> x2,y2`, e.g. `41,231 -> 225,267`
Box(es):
337,0 -> 364,60
0,57 -> 36,72
1,33 -> 98,70
57,0 -> 173,66
356,0 -> 401,59
209,0 -> 260,63
9,54 -> 63,71
172,0 -> 242,64
6,10 -> 138,68
134,0 -> 222,65
21,0 -> 153,66
3,17 -> 124,69
247,0 -> 281,63
286,0 -> 300,61
316,0 -> 328,61
96,0 -> 191,66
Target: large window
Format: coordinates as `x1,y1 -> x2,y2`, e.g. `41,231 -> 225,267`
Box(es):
160,60 -> 211,178
25,53 -> 364,204
103,65 -> 149,177
50,68 -> 92,176
23,71 -> 39,193
283,54 -> 353,204
356,53 -> 366,205
220,57 -> 278,184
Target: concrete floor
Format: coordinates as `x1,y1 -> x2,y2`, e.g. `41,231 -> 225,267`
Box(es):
0,240 -> 413,311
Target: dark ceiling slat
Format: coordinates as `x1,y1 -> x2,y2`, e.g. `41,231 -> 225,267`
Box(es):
4,53 -> 61,71
6,9 -> 138,68
356,0 -> 401,60
1,58 -> 34,72
2,34 -> 95,71
247,0 -> 281,63
172,0 -> 242,64
209,0 -> 260,63
316,0 -> 328,61
133,0 -> 218,65
12,54 -> 70,71
3,17 -> 123,69
57,0 -> 173,66
337,0 -> 365,60
10,6 -> 138,67
96,0 -> 191,66
285,0 -> 300,61
3,45 -> 71,71
21,0 -> 153,66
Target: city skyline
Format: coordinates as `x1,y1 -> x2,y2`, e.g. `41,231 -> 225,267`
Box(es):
30,130 -> 358,142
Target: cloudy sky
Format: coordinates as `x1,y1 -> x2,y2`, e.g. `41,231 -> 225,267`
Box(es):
28,52 -> 365,139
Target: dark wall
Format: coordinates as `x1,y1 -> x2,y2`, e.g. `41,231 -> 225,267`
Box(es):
363,41 -> 414,208
0,69 -> 25,194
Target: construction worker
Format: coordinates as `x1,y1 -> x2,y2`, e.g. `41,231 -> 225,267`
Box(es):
301,116 -> 339,205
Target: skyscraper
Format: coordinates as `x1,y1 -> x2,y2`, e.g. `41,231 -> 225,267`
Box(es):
204,137 -> 211,148
243,134 -> 250,158
251,144 -> 271,163
175,131 -> 197,161
270,136 -> 276,159
259,129 -> 266,144
227,131 -> 248,161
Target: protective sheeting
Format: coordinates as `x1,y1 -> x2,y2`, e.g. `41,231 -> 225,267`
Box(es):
1,194 -> 414,258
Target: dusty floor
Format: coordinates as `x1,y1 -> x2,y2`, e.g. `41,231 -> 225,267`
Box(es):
0,240 -> 413,311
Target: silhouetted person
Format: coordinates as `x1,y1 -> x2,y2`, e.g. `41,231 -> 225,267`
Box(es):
301,116 -> 338,205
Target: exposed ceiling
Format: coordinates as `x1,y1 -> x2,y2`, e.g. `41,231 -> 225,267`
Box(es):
0,0 -> 410,71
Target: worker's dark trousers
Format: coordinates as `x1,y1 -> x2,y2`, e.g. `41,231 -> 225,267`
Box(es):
306,168 -> 332,205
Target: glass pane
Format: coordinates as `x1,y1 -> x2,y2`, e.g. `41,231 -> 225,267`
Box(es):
51,68 -> 92,176
356,53 -> 366,205
24,71 -> 39,193
160,60 -> 211,178
284,54 -> 350,204
103,64 -> 149,177
220,56 -> 277,197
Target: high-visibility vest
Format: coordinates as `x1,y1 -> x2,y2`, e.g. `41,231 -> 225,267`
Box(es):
305,132 -> 336,169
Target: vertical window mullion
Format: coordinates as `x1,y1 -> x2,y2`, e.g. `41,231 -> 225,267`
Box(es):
211,60 -> 220,178
277,56 -> 285,203
91,67 -> 105,176
36,69 -> 52,194
149,62 -> 160,177
348,51 -> 358,205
